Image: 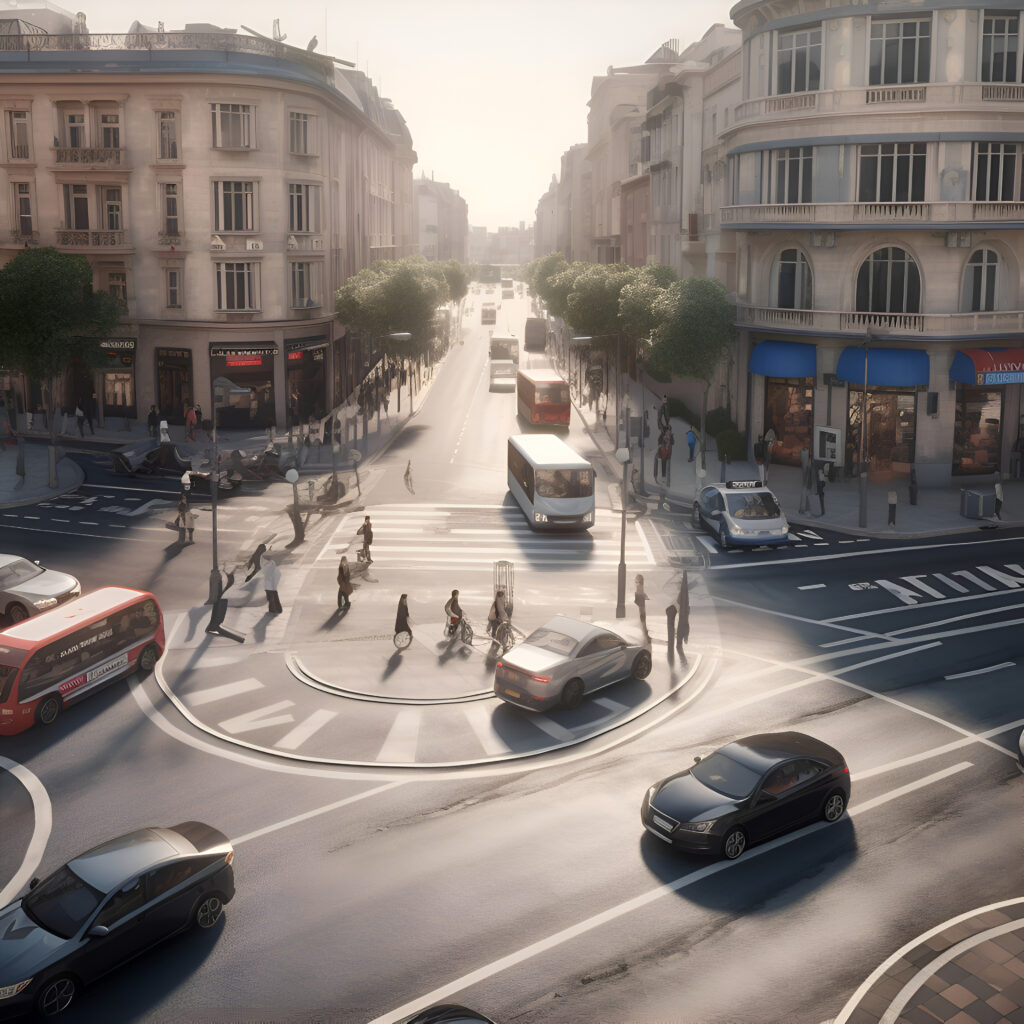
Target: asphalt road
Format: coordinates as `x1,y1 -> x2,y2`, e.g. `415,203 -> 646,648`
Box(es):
2,293 -> 1023,1024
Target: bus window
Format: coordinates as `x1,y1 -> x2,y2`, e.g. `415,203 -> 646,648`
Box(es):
536,468 -> 594,499
536,383 -> 569,405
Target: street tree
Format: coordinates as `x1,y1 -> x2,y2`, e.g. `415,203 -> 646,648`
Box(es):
525,252 -> 567,309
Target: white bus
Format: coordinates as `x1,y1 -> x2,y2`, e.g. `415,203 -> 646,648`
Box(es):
507,434 -> 595,531
489,335 -> 519,389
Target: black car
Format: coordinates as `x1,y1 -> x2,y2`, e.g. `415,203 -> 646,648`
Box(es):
641,732 -> 850,860
0,822 -> 234,1019
111,441 -> 238,495
402,1007 -> 497,1024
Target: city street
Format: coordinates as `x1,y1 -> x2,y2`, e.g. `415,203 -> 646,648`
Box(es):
2,290 -> 1023,1024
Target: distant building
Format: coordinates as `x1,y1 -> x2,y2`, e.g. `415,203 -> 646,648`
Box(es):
416,176 -> 468,262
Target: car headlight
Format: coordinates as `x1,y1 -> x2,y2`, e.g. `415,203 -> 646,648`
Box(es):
582,511 -> 594,524
0,978 -> 33,1000
32,597 -> 57,609
534,511 -> 548,523
645,784 -> 659,804
677,819 -> 717,833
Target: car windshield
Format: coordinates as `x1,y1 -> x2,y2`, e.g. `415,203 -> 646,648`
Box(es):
691,752 -> 762,800
0,558 -> 43,588
22,865 -> 104,939
523,628 -> 577,656
725,491 -> 781,519
536,469 -> 593,499
0,662 -> 18,703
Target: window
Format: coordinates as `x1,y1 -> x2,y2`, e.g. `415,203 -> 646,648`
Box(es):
289,112 -> 313,155
213,180 -> 256,232
771,147 -> 813,204
774,249 -> 813,309
215,261 -> 259,311
776,26 -> 821,94
166,267 -> 182,308
93,877 -> 146,929
288,183 -> 321,232
13,182 -> 32,236
973,142 -> 1020,202
103,187 -> 122,230
99,112 -> 119,149
65,111 -> 85,148
107,271 -> 127,306
18,642 -> 66,700
211,103 -> 253,149
869,19 -> 931,85
158,111 -> 179,160
7,110 -> 29,160
858,143 -> 927,202
953,385 -> 1003,475
62,183 -> 89,229
962,249 -> 999,312
161,183 -> 180,235
856,247 -> 921,313
289,261 -> 320,308
981,13 -> 1021,83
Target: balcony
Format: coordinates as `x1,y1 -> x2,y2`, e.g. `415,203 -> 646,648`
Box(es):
56,229 -> 129,248
54,146 -> 126,167
9,230 -> 38,245
736,305 -> 1024,337
718,201 -> 1024,229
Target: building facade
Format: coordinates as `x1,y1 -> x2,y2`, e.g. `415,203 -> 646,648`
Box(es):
0,9 -> 417,430
416,176 -> 468,262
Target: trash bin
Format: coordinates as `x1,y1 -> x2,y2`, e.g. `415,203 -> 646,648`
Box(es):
960,488 -> 995,519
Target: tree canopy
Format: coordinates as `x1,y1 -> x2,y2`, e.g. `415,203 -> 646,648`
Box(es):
649,277 -> 737,384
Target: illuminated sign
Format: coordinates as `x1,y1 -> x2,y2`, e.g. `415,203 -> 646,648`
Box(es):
226,358 -> 263,367
726,480 -> 762,489
979,371 -> 1024,385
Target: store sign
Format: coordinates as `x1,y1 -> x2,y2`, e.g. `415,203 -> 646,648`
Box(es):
100,338 -> 137,351
226,357 -> 264,367
211,346 -> 277,357
158,349 -> 190,360
978,371 -> 1024,385
814,424 -> 843,465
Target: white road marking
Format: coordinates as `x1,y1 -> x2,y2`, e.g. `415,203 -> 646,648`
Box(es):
275,710 -> 338,750
798,584 -> 826,591
0,756 -> 53,907
944,662 -> 1015,680
635,521 -> 655,564
529,716 -> 576,742
186,678 -> 264,706
697,536 -> 718,553
377,707 -> 422,762
593,696 -> 628,713
461,702 -> 512,756
218,701 -> 295,734
366,762 -> 973,1024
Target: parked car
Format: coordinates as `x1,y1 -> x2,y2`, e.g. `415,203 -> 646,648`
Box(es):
494,615 -> 651,711
111,441 -> 238,495
402,1007 -> 497,1024
0,822 -> 234,1019
641,732 -> 850,860
0,554 -> 80,624
692,480 -> 790,549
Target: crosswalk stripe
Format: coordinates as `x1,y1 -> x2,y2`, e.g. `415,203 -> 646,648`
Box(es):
530,716 -> 575,742
461,702 -> 512,756
377,707 -> 422,762
185,678 -> 264,706
275,710 -> 338,751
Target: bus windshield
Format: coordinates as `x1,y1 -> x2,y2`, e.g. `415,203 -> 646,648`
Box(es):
536,468 -> 593,499
536,383 -> 569,404
490,339 -> 516,360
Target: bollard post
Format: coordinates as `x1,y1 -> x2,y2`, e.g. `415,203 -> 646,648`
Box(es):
909,467 -> 918,506
720,452 -> 729,483
888,489 -> 897,528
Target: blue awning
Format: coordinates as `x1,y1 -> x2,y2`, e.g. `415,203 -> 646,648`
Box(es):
836,346 -> 929,387
748,341 -> 817,378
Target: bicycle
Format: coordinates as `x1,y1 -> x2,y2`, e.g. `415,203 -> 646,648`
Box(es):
489,619 -> 516,654
444,616 -> 474,645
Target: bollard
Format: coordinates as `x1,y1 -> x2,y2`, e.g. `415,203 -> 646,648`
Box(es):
888,489 -> 897,528
720,453 -> 729,483
909,467 -> 918,506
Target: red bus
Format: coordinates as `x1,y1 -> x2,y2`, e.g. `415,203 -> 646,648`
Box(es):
0,587 -> 164,735
517,369 -> 571,427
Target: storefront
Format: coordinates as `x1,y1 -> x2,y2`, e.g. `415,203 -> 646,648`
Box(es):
98,338 -> 136,421
836,347 -> 929,473
209,344 -> 277,429
156,348 -> 193,425
285,336 -> 328,424
748,340 -> 817,466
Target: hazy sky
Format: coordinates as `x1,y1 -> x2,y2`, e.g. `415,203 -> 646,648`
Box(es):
82,0 -> 738,230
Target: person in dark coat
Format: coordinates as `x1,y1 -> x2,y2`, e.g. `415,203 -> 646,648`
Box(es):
84,392 -> 96,434
176,493 -> 189,544
634,574 -> 649,634
337,555 -> 353,610
147,405 -> 159,438
357,516 -> 373,563
263,559 -> 283,614
676,571 -> 690,653
394,594 -> 411,639
75,401 -> 85,437
665,602 -> 677,658
244,543 -> 268,582
816,465 -> 827,516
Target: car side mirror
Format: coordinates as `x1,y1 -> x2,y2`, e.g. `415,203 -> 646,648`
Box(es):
88,925 -> 110,938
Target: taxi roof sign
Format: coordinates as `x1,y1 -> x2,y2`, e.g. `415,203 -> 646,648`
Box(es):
726,479 -> 763,489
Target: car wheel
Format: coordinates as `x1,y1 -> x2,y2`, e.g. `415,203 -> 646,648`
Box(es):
560,678 -> 585,711
631,650 -> 652,680
7,602 -> 29,624
691,503 -> 701,529
138,643 -> 159,673
35,695 -> 62,728
193,894 -> 224,930
722,826 -> 747,860
36,975 -> 78,1017
823,790 -> 847,823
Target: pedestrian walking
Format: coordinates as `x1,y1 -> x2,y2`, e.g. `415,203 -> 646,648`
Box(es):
686,426 -> 697,462
175,494 -> 188,544
764,424 -> 777,481
336,555 -> 353,610
656,430 -> 672,484
634,574 -> 649,634
658,395 -> 671,433
394,593 -> 412,641
84,392 -> 96,434
356,515 -> 373,564
244,543 -> 268,582
184,403 -> 197,442
147,405 -> 159,438
677,571 -> 690,653
184,507 -> 197,545
994,472 -> 1004,520
193,403 -> 205,440
665,601 -> 677,657
75,401 -> 85,437
404,460 -> 415,494
263,559 -> 283,615
487,588 -> 509,639
816,464 -> 827,516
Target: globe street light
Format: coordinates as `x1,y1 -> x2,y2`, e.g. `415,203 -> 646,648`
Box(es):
615,442 -> 630,618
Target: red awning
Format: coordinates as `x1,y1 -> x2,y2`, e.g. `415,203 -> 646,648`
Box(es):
950,348 -> 1024,385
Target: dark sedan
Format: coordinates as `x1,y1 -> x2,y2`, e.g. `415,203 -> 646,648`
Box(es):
641,732 -> 850,860
111,441 -> 238,495
0,822 -> 234,1019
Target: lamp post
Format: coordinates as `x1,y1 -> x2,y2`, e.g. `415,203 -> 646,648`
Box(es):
285,467 -> 304,547
206,406 -> 222,605
859,332 -> 871,528
615,438 -> 630,618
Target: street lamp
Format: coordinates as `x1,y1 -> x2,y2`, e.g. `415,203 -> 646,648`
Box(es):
859,332 -> 871,528
206,406 -> 222,605
285,467 -> 304,547
615,438 -> 630,619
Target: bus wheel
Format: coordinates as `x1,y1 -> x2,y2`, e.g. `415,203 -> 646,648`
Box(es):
138,644 -> 160,673
36,696 -> 62,727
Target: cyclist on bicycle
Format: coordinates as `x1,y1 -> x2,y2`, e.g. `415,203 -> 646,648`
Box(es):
487,588 -> 509,639
444,589 -> 463,638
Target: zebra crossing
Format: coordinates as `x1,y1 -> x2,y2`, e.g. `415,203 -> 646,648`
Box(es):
319,503 -> 657,570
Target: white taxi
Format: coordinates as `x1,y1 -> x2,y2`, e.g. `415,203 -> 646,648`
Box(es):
692,480 -> 790,549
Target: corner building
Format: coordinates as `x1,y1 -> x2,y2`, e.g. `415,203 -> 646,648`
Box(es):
0,11 -> 416,429
724,0 -> 1024,485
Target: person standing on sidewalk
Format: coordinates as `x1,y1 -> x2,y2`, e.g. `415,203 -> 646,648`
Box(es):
336,555 -> 353,610
263,559 -> 283,615
665,601 -> 677,659
184,403 -> 197,442
686,426 -> 697,462
75,401 -> 85,437
816,464 -> 827,516
83,392 -> 96,434
994,471 -> 1004,520
176,493 -> 189,544
147,405 -> 159,438
763,424 -> 777,481
634,574 -> 649,635
658,395 -> 671,433
184,506 -> 197,545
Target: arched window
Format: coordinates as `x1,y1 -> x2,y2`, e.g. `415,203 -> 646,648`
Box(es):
856,247 -> 920,313
774,249 -> 813,309
961,249 -> 999,312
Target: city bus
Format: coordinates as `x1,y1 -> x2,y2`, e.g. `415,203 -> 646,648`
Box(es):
517,369 -> 571,427
524,317 -> 547,352
0,587 -> 164,734
489,334 -> 519,389
507,434 -> 595,530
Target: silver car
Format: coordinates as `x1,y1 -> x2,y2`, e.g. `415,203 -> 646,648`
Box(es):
0,554 -> 81,624
494,615 -> 652,711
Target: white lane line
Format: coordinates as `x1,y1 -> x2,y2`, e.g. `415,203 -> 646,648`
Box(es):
798,584 -> 826,591
366,762 -> 973,1024
838,539 -> 855,544
635,521 -> 655,564
275,710 -> 338,751
78,482 -> 180,494
593,696 -> 628,713
697,536 -> 718,554
52,518 -> 70,523
185,678 -> 264,706
856,538 -> 871,542
218,701 -> 295,735
22,515 -> 39,520
0,756 -> 53,907
377,707 -> 422,762
461,702 -> 512,757
826,587 -> 1024,624
529,716 -> 575,742
944,661 -> 1015,680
